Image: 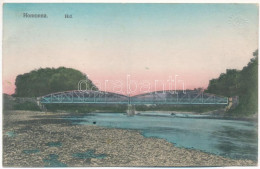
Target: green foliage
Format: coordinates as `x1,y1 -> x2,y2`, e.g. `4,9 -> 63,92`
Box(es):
13,101 -> 41,111
44,104 -> 222,113
206,49 -> 258,116
207,69 -> 241,97
14,67 -> 97,97
3,94 -> 15,110
135,104 -> 224,113
45,104 -> 127,113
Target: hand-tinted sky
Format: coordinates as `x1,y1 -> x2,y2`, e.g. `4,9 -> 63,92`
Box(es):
3,3 -> 258,95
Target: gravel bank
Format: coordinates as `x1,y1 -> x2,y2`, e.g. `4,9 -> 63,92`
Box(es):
3,110 -> 257,167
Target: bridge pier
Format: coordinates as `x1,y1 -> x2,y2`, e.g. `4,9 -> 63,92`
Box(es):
127,104 -> 136,115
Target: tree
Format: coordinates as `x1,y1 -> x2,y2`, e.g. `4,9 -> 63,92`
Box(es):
14,67 -> 98,97
207,69 -> 240,97
206,49 -> 258,115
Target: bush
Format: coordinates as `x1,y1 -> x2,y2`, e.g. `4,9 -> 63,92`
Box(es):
14,101 -> 41,111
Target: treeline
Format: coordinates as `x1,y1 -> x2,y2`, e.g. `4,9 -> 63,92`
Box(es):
3,94 -> 41,111
45,104 -> 127,113
206,50 -> 258,116
14,67 -> 97,97
44,104 -> 223,114
135,104 -> 225,113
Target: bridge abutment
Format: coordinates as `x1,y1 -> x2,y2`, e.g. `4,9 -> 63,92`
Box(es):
226,96 -> 239,111
127,104 -> 136,115
37,97 -> 47,112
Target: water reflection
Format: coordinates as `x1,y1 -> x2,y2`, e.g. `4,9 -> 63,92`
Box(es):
214,126 -> 257,160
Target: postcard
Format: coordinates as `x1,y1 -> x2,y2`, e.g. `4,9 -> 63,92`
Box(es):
2,2 -> 258,167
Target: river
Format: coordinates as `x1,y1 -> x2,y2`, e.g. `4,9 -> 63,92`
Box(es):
64,112 -> 257,161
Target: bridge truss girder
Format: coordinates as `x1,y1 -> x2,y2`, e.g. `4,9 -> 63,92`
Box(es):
40,90 -> 228,105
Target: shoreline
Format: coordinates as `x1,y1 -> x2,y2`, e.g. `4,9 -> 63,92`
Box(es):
65,110 -> 258,122
3,110 -> 257,167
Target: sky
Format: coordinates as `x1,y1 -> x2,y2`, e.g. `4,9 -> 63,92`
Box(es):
2,3 -> 259,95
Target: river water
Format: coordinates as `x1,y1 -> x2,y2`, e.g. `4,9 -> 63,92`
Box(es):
65,112 -> 257,161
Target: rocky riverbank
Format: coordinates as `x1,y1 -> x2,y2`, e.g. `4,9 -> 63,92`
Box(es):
3,110 -> 257,167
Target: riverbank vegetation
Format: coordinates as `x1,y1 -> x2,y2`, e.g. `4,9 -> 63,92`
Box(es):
13,67 -> 97,97
3,94 -> 40,111
206,50 -> 258,117
5,50 -> 257,116
45,104 -> 127,113
135,104 -> 224,113
45,104 -> 223,113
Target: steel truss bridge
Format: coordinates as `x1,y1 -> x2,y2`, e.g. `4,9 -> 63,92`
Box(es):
39,90 -> 228,105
